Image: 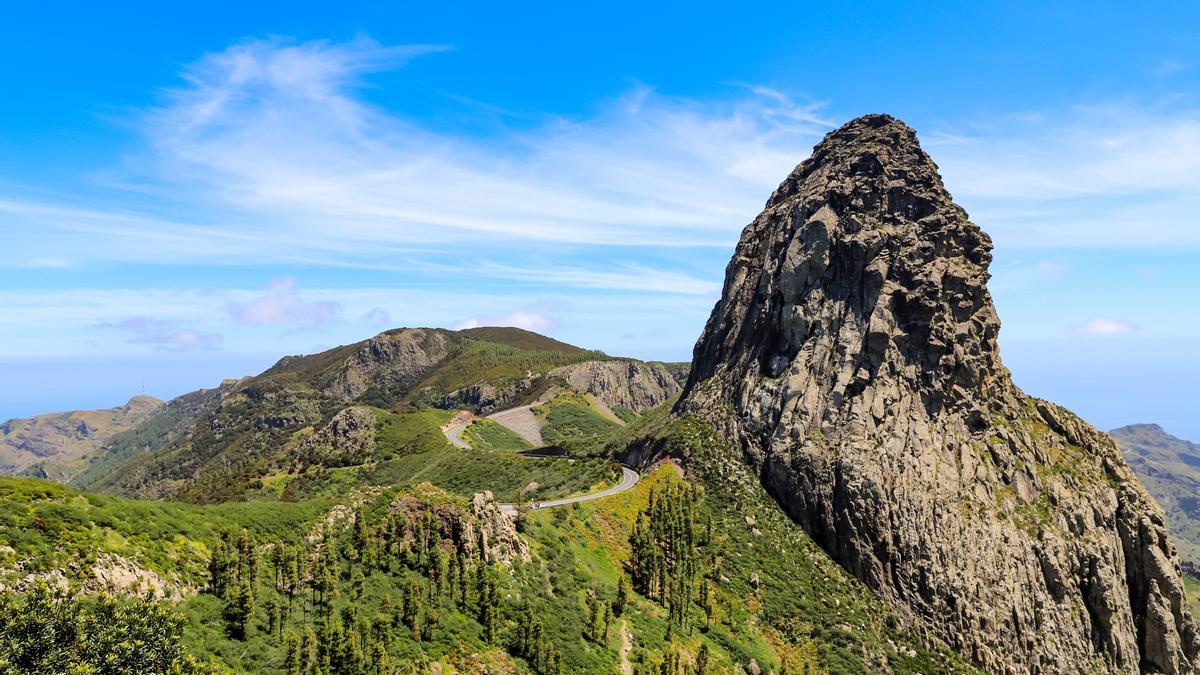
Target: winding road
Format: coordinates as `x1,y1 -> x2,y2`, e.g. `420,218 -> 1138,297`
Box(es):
443,421 -> 472,449
498,466 -> 640,515
442,413 -> 639,512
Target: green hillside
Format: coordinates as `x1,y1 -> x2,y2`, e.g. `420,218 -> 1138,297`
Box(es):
74,328 -> 615,503
0,412 -> 977,674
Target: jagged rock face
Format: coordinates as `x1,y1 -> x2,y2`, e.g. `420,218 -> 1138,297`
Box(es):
299,406 -> 378,466
441,380 -> 532,415
468,491 -> 531,566
679,114 -> 1198,674
550,360 -> 681,412
324,328 -> 450,400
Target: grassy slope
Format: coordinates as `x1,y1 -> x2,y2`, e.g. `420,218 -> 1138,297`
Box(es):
80,328 -> 613,503
274,408 -> 614,504
1184,576 -> 1200,618
519,416 -> 980,674
463,419 -> 534,452
534,394 -> 621,451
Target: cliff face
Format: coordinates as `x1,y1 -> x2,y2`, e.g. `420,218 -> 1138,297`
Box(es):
679,114 -> 1198,673
1111,424 -> 1200,570
549,360 -> 681,412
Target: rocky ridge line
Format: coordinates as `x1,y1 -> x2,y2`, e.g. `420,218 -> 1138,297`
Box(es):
679,114 -> 1198,674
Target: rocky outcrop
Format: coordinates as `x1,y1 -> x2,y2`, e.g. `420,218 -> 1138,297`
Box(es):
679,114 -> 1198,673
441,379 -> 533,415
299,406 -> 378,466
324,328 -> 450,400
1111,424 -> 1200,569
550,360 -> 681,412
0,396 -> 163,481
468,491 -> 531,565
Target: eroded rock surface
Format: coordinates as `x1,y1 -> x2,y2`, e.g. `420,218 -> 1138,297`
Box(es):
550,360 -> 680,412
468,491 -> 531,565
300,406 -> 378,466
324,328 -> 450,400
679,114 -> 1198,674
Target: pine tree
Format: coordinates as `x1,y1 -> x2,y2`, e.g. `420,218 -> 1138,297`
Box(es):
224,578 -> 254,640
695,642 -> 711,674
283,631 -> 302,675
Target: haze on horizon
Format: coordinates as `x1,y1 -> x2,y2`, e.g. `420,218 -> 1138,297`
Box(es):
3,1 -> 1199,438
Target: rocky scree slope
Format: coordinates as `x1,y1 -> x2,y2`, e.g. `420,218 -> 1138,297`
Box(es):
678,114 -> 1198,673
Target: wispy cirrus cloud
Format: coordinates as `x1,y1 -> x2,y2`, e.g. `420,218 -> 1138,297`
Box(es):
20,257 -> 72,269
926,105 -> 1200,249
5,36 -> 829,277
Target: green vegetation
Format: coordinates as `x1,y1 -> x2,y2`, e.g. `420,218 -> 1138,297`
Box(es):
463,418 -> 534,452
0,581 -> 211,674
535,394 -> 620,451
74,327 -> 616,504
1184,574 -> 1200,617
374,408 -> 457,458
72,388 -> 219,492
0,410 -> 978,673
593,416 -> 983,674
0,476 -> 329,590
404,337 -> 604,409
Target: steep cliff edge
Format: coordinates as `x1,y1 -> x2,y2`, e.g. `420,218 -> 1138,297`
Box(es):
678,114 -> 1198,673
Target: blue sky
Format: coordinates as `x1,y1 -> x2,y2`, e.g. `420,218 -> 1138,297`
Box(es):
3,1 -> 1200,439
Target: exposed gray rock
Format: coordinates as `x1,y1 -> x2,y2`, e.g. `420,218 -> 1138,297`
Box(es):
468,491 -> 530,565
550,360 -> 681,412
441,379 -> 533,415
679,114 -> 1198,673
300,406 -> 377,465
324,328 -> 449,400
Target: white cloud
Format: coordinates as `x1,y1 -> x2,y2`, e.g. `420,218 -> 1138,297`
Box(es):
454,310 -> 556,332
926,105 -> 1200,249
225,277 -> 342,326
104,317 -> 223,351
6,37 -> 829,271
1075,316 -> 1136,336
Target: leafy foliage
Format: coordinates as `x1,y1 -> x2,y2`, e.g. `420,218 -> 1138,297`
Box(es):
0,581 -> 211,674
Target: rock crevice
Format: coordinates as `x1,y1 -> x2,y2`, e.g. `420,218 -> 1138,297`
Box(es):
679,114 -> 1198,674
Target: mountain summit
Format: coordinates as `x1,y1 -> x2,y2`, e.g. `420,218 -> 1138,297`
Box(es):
679,114 -> 1198,673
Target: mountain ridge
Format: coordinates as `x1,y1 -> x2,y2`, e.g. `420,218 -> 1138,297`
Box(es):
1111,423 -> 1200,570
0,395 -> 163,481
78,326 -> 680,502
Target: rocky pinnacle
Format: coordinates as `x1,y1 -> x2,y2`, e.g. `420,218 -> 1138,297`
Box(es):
679,114 -> 1198,673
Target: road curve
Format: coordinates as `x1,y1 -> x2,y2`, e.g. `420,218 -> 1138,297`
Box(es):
441,414 -> 639,512
443,422 -> 472,449
499,466 -> 639,514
